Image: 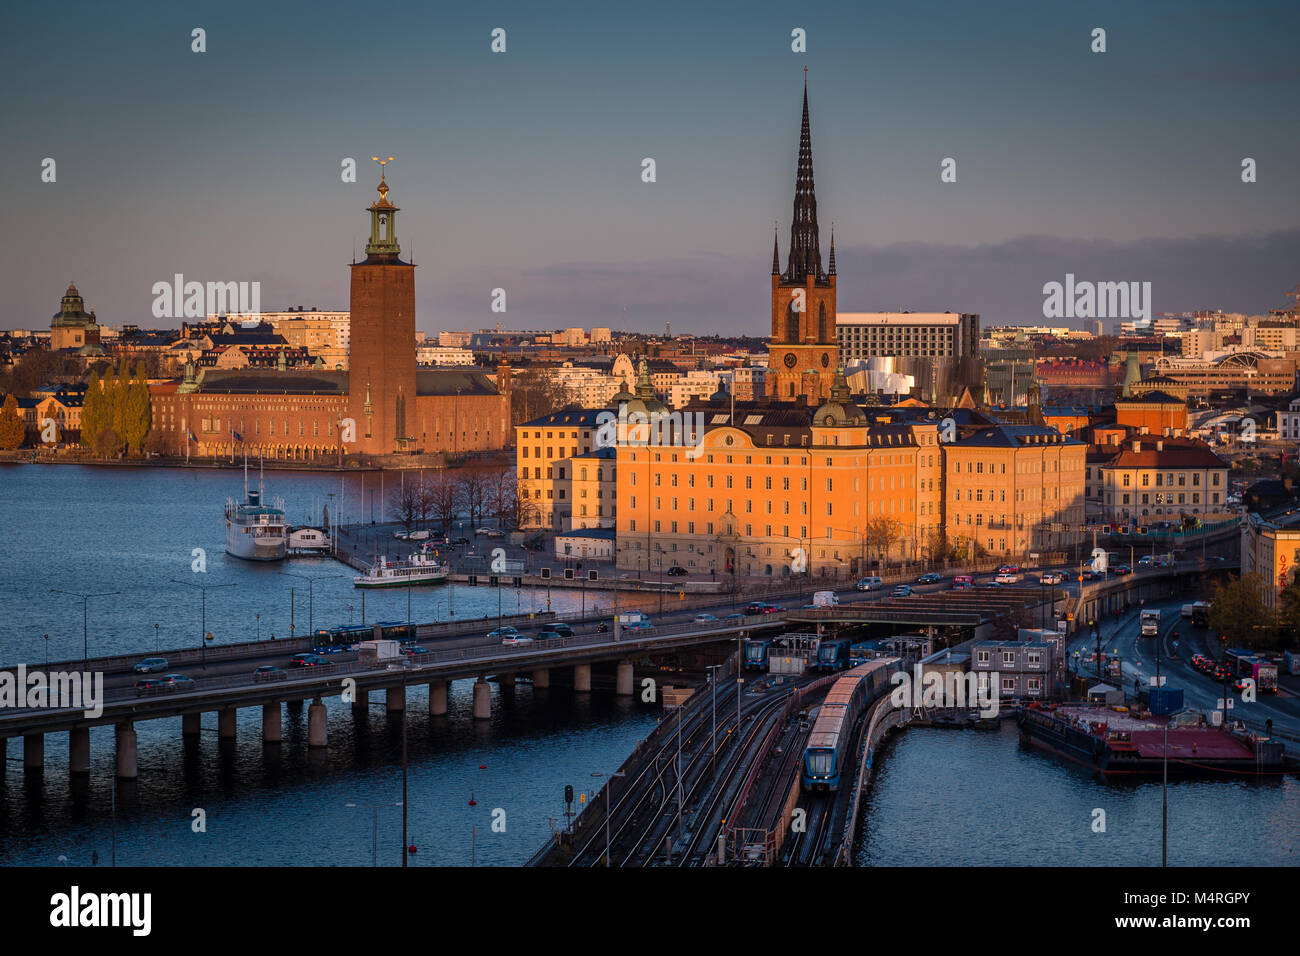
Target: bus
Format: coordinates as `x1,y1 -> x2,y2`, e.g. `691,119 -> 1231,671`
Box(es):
315,621 -> 415,650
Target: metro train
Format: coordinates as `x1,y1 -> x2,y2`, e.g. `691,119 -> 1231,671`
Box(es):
801,657 -> 901,791
743,638 -> 770,670
814,638 -> 851,672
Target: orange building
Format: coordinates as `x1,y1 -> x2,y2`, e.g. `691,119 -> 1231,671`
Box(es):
943,424 -> 1086,557
615,374 -> 943,578
1114,390 -> 1187,436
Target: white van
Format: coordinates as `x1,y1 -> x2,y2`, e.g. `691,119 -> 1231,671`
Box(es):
812,590 -> 839,607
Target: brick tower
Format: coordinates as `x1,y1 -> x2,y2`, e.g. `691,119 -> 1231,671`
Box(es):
768,75 -> 838,405
348,166 -> 418,455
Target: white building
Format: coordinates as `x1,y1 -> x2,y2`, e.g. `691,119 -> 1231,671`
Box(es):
837,312 -> 979,363
415,345 -> 475,366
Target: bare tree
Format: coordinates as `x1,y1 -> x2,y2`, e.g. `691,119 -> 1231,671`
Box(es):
456,466 -> 490,529
509,366 -> 578,428
487,467 -> 519,530
426,470 -> 458,531
866,515 -> 902,570
389,482 -> 419,535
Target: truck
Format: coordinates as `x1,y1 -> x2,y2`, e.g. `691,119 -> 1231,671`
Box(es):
1140,609 -> 1161,637
811,590 -> 839,608
358,639 -> 402,666
617,610 -> 651,629
1252,659 -> 1279,693
1191,605 -> 1210,628
1285,650 -> 1300,676
1181,600 -> 1211,620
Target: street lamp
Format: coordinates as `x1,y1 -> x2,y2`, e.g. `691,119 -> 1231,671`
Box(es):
50,589 -> 120,668
168,580 -> 236,666
278,571 -> 341,637
591,770 -> 626,866
705,663 -> 722,776
344,802 -> 403,867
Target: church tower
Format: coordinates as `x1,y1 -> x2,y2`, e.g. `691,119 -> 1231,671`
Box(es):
348,165 -> 418,455
767,75 -> 838,405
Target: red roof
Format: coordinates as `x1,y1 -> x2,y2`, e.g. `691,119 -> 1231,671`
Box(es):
1129,729 -> 1253,760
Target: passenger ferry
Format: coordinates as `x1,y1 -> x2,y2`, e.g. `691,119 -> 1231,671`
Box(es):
354,552 -> 450,589
224,463 -> 287,562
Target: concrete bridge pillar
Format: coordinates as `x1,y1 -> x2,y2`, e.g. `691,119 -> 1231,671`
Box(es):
574,663 -> 592,693
308,699 -> 327,748
428,680 -> 448,716
218,706 -> 237,740
499,673 -> 515,687
262,703 -> 282,743
115,723 -> 138,779
351,687 -> 369,713
472,679 -> 491,720
616,662 -> 634,697
533,668 -> 550,689
386,685 -> 405,713
69,726 -> 91,774
23,733 -> 44,771
182,712 -> 201,738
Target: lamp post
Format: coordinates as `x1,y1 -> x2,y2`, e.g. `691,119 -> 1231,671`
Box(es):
277,571 -> 341,637
591,770 -> 626,866
705,663 -> 722,776
51,589 -> 120,668
168,580 -> 236,666
344,801 -> 403,867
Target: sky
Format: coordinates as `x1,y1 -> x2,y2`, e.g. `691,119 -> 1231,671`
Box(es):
2,0 -> 1299,336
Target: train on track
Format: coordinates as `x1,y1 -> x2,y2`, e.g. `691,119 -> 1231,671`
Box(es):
801,657 -> 901,791
743,638 -> 771,670
815,638 -> 851,672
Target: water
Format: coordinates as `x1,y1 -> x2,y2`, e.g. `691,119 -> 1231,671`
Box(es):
857,723 -> 1299,866
0,463 -> 657,865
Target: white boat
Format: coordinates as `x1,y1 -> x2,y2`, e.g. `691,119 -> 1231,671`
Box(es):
225,459 -> 287,562
354,552 -> 449,588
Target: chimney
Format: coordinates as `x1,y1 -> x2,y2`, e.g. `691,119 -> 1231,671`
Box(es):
1156,439 -> 1164,452
1133,440 -> 1141,453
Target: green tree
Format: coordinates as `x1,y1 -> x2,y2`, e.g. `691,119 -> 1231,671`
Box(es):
91,427 -> 124,459
0,394 -> 26,449
80,372 -> 103,448
108,361 -> 131,443
121,360 -> 151,454
1207,573 -> 1276,650
1274,578 -> 1300,651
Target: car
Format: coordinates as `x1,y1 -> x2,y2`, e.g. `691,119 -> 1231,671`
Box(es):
1233,677 -> 1252,692
288,653 -> 329,668
502,636 -> 535,646
1112,564 -> 1131,575
744,602 -> 770,615
952,580 -> 972,590
252,665 -> 287,682
549,622 -> 574,638
666,566 -> 688,576
1137,555 -> 1153,566
1080,570 -> 1098,582
487,626 -> 520,640
132,657 -> 169,674
915,573 -> 942,584
401,645 -> 429,656
891,585 -> 913,597
159,674 -> 195,691
408,530 -> 431,541
393,530 -> 410,540
694,613 -> 718,624
451,537 -> 470,546
998,565 -> 1020,574
133,678 -> 165,696
856,576 -> 884,591
995,572 -> 1019,584
723,612 -> 746,620
535,629 -> 563,641
1039,572 -> 1064,585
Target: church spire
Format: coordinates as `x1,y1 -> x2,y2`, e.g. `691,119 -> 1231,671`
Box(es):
785,74 -> 823,283
828,222 -> 836,276
771,222 -> 780,275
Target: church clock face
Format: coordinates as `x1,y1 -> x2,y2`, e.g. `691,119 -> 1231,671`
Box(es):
783,352 -> 798,369
820,352 -> 830,368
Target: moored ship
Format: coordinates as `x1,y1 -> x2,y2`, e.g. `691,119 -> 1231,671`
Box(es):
1017,702 -> 1285,777
354,552 -> 449,588
224,464 -> 287,562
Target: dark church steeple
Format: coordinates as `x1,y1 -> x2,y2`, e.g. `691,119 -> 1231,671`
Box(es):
784,73 -> 824,284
